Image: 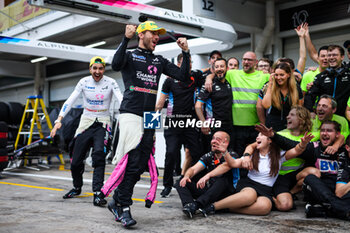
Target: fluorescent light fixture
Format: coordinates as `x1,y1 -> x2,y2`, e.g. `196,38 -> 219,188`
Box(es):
31,57 -> 48,63
85,41 -> 106,48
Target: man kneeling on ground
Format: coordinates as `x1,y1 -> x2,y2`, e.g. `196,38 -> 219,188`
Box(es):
175,131 -> 240,218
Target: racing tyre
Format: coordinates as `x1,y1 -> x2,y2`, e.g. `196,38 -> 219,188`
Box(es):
0,121 -> 7,148
0,102 -> 9,123
0,148 -> 8,172
7,102 -> 24,125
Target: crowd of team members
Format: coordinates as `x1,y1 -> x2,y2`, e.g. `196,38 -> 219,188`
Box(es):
158,23 -> 350,220
53,21 -> 350,228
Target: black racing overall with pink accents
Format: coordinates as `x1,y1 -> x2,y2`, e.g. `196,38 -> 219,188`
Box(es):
112,36 -> 191,117
110,36 -> 190,207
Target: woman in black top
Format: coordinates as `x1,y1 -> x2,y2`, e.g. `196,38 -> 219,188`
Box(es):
259,62 -> 303,131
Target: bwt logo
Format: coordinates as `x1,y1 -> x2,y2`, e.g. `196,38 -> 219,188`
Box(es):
144,111 -> 162,129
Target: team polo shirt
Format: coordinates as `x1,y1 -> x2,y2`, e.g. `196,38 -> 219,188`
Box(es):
225,70 -> 269,126
311,114 -> 349,140
199,151 -> 240,188
300,68 -> 320,92
337,154 -> 350,184
300,142 -> 347,179
197,77 -> 233,125
201,69 -> 212,79
161,70 -> 203,117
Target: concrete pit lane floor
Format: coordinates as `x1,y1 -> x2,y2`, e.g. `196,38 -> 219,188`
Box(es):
0,158 -> 350,233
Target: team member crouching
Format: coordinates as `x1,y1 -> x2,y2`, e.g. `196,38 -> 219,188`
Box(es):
273,98 -> 347,211
336,136 -> 350,200
258,122 -> 350,220
175,131 -> 239,218
302,124 -> 350,220
50,56 -> 123,206
199,130 -> 314,216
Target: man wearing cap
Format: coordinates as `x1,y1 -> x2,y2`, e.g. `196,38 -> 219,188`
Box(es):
107,21 -> 190,228
51,56 -> 123,206
201,50 -> 222,78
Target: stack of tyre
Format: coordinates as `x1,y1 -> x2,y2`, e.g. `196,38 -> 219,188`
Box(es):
0,102 -> 24,172
0,121 -> 8,172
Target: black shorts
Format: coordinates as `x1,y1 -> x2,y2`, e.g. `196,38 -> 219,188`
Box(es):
236,177 -> 273,203
273,169 -> 301,196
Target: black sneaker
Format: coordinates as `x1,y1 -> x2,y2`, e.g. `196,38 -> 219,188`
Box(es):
120,207 -> 137,228
63,188 -> 81,199
305,204 -> 327,218
302,184 -> 314,203
93,191 -> 107,206
160,187 -> 172,198
182,202 -> 198,219
199,204 -> 215,217
108,199 -> 122,222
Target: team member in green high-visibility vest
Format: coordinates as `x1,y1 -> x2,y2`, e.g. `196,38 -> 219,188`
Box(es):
226,52 -> 269,156
273,102 -> 346,211
311,95 -> 349,143
273,106 -> 313,211
345,96 -> 350,122
205,51 -> 269,156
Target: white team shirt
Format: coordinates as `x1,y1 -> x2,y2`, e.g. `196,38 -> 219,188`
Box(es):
59,75 -> 123,118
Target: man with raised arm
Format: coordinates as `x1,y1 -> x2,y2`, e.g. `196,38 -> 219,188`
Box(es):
105,21 -> 190,228
50,56 -> 123,206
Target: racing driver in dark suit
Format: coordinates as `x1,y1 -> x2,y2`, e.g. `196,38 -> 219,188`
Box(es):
106,21 -> 191,228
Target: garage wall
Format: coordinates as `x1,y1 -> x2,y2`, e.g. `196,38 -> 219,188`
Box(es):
0,85 -> 35,104
222,44 -> 252,69
49,69 -> 124,103
283,27 -> 350,69
50,76 -> 82,103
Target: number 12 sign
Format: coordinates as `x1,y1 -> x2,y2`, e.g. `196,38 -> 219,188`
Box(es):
200,0 -> 216,18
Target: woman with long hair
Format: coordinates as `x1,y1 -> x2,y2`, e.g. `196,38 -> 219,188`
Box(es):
197,131 -> 313,216
258,62 -> 303,131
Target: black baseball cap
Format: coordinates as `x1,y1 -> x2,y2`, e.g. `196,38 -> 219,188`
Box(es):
343,40 -> 350,48
209,50 -> 222,59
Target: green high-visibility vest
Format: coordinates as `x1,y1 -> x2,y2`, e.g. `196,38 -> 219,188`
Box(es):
226,70 -> 269,126
277,130 -> 306,175
300,68 -> 320,93
311,114 -> 349,140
